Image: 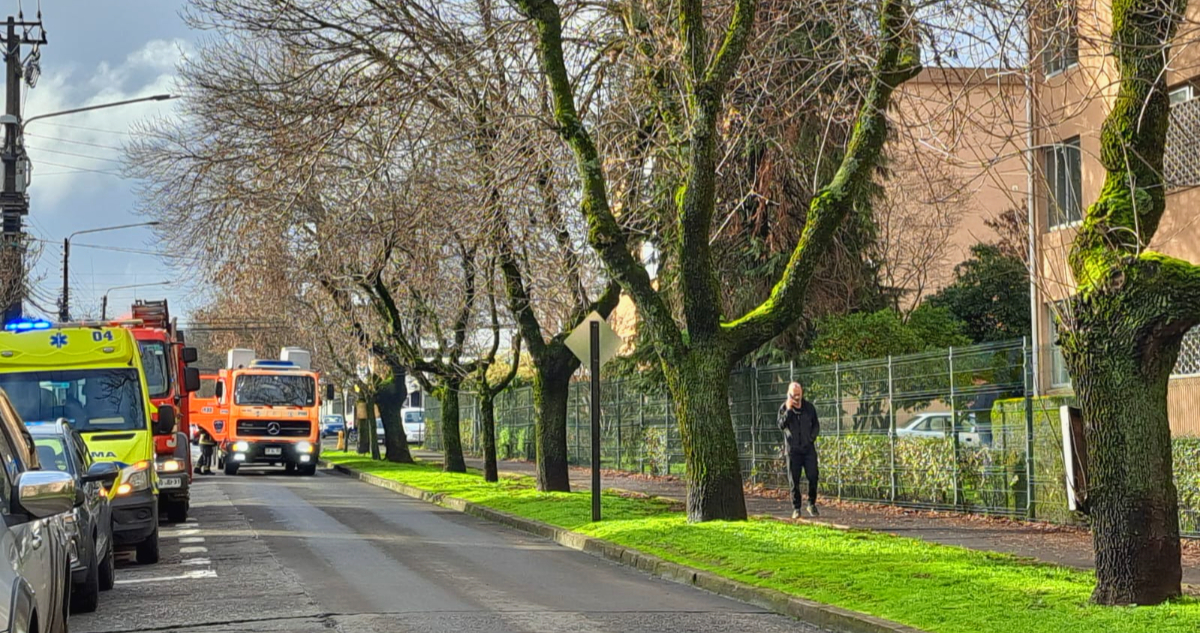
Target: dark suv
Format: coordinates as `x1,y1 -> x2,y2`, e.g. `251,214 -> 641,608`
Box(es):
28,421 -> 120,614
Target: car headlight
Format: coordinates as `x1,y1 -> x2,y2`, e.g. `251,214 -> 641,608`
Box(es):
233,441 -> 249,452
296,441 -> 313,453
157,459 -> 183,472
117,461 -> 152,496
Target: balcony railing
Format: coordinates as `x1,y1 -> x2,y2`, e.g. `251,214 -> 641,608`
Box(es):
1164,97 -> 1200,189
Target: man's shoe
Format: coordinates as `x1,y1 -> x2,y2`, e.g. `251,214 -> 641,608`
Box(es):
806,503 -> 819,517
791,509 -> 801,520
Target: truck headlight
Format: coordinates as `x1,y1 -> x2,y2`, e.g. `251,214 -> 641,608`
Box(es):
296,441 -> 313,453
117,462 -> 151,496
232,441 -> 249,452
157,459 -> 183,473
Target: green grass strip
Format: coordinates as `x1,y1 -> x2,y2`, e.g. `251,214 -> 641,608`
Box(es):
323,452 -> 1199,633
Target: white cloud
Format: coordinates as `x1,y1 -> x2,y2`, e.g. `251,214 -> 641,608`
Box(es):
23,38 -> 191,209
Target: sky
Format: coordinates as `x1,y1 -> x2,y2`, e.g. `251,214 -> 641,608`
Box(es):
13,0 -> 196,322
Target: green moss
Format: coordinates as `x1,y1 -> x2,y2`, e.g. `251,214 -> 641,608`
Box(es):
325,452 -> 1200,633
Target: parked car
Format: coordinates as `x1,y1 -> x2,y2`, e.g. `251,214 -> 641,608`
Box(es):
402,408 -> 425,444
896,412 -> 987,446
375,417 -> 385,444
29,420 -> 121,613
320,414 -> 346,439
0,389 -> 76,633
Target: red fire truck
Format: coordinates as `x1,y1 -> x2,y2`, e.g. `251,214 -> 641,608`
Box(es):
121,300 -> 201,523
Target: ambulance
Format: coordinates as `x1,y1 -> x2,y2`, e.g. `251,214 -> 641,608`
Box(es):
0,319 -> 171,564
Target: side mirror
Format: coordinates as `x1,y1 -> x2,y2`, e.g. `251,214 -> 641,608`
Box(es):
181,346 -> 199,364
325,384 -> 335,401
176,330 -> 187,345
156,405 -> 177,435
184,367 -> 201,393
215,382 -> 224,399
81,461 -> 120,486
16,471 -> 76,519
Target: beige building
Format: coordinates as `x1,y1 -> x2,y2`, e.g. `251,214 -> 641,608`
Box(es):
1027,3 -> 1200,434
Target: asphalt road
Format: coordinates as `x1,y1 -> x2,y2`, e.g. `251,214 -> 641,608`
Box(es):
72,464 -> 825,633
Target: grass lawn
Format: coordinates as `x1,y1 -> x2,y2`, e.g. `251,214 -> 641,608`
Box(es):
322,451 -> 1199,633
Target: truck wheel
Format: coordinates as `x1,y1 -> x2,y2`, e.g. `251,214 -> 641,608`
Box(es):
224,461 -> 239,476
99,543 -> 115,591
166,499 -> 189,524
136,524 -> 160,565
299,463 -> 317,476
70,548 -> 100,614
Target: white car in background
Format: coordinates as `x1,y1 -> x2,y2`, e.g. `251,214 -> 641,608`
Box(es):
402,408 -> 425,444
896,412 -> 985,446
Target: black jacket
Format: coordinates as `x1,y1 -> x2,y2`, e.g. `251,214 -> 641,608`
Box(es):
778,400 -> 820,452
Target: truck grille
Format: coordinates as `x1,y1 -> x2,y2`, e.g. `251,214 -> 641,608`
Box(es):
236,420 -> 311,437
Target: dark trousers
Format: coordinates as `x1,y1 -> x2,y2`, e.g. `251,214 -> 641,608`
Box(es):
787,448 -> 819,509
199,444 -> 214,470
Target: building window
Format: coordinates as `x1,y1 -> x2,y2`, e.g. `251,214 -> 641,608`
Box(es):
1048,303 -> 1072,388
1042,7 -> 1079,75
1045,137 -> 1082,229
1170,84 -> 1196,106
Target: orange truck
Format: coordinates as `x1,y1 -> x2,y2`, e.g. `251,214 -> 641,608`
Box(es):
188,372 -> 227,445
120,300 -> 201,523
214,349 -> 332,476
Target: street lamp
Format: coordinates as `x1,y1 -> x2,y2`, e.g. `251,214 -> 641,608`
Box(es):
60,221 -> 161,321
101,281 -> 171,320
23,94 -> 177,130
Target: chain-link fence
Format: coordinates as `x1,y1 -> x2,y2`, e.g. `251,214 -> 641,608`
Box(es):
425,339 -> 1200,536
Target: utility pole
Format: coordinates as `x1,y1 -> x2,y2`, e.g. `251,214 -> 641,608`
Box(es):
0,14 -> 45,322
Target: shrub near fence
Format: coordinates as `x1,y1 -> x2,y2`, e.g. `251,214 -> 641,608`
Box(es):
423,340 -> 1200,536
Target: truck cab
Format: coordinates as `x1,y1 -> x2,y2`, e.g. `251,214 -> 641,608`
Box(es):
120,300 -> 200,523
218,349 -> 330,476
0,319 -> 172,565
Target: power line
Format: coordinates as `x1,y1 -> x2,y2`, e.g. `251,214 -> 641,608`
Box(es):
34,160 -> 122,176
25,132 -> 125,151
32,121 -> 130,136
25,144 -> 123,163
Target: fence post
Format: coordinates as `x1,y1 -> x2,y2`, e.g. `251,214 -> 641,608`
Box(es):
639,392 -> 646,474
750,367 -> 758,486
949,346 -> 961,509
835,362 -> 843,500
574,383 -> 582,466
1023,336 -> 1036,520
888,355 -> 897,503
616,379 -> 623,471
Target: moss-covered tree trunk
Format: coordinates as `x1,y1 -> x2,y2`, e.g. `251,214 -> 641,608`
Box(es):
480,390 -> 499,482
1066,314 -> 1183,605
534,355 -> 575,491
354,395 -> 371,455
435,380 -> 467,473
376,374 -> 413,464
1057,0 -> 1194,605
663,348 -> 746,520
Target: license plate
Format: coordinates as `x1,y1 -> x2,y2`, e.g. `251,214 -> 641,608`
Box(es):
160,477 -> 182,489
265,447 -> 282,456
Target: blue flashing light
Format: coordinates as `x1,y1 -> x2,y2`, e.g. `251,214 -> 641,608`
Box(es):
250,360 -> 296,367
4,319 -> 52,332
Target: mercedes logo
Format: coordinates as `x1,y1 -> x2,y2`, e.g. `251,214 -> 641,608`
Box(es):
267,422 -> 282,436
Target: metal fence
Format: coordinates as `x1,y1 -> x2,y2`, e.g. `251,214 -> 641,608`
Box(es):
425,339 -> 1200,536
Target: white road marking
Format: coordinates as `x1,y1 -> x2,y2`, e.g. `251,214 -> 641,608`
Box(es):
115,569 -> 217,585
181,558 -> 211,566
179,537 -> 205,544
167,529 -> 200,537
180,546 -> 208,554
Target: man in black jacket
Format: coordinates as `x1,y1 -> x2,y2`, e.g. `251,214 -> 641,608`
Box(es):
778,381 -> 820,518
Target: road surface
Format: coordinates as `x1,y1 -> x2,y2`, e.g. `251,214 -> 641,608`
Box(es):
73,465 -> 825,633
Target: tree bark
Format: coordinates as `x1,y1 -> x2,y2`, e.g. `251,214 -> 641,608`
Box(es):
480,391 -> 499,483
436,380 -> 467,473
534,360 -> 574,492
1065,290 -> 1187,605
663,348 -> 747,521
354,396 -> 371,455
376,374 -> 413,464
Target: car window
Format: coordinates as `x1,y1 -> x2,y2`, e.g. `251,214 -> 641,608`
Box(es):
911,418 -> 930,431
928,416 -> 949,432
0,393 -> 35,473
33,437 -> 71,474
0,409 -> 21,515
73,434 -> 93,469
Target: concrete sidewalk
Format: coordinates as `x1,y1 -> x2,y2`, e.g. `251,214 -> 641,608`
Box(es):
412,449 -> 1200,586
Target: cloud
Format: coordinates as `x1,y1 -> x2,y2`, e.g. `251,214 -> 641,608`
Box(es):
23,38 -> 191,210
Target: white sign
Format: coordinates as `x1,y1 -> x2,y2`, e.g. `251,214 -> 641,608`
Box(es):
565,311 -> 622,367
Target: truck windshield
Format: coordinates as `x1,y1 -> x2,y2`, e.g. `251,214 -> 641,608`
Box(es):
234,374 -> 315,407
0,369 -> 147,432
138,340 -> 170,399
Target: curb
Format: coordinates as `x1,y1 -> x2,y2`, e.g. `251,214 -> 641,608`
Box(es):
322,460 -> 928,633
